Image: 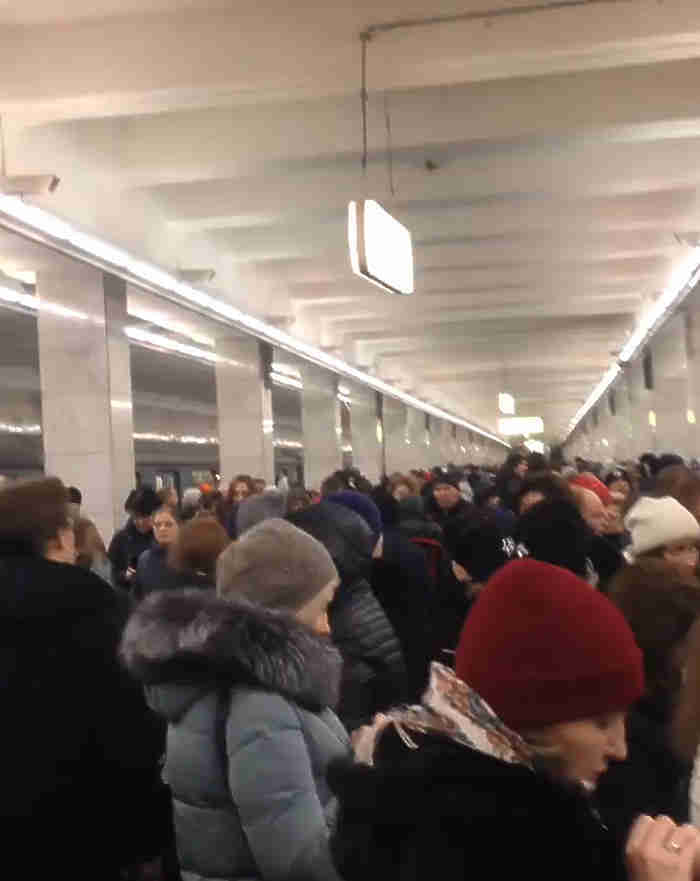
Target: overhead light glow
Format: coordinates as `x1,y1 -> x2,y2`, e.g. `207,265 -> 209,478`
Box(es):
273,439 -> 304,449
270,371 -> 303,390
688,409 -> 697,425
567,364 -> 621,435
498,393 -> 515,415
272,362 -> 302,380
0,422 -> 41,434
125,326 -> 219,363
0,281 -> 38,311
648,410 -> 657,428
0,194 -> 508,447
568,247 -> 700,440
498,416 -> 544,436
128,306 -> 215,347
348,200 -> 414,296
133,432 -> 218,444
524,439 -> 545,454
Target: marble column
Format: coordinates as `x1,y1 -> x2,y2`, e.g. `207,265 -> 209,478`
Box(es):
625,355 -> 657,455
37,266 -> 135,542
383,397 -> 411,474
686,306 -> 700,458
651,313 -> 691,457
348,383 -> 383,484
215,335 -> 274,485
300,363 -> 341,490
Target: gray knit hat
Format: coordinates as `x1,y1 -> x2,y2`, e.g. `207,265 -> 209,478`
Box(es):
236,489 -> 287,537
217,518 -> 338,612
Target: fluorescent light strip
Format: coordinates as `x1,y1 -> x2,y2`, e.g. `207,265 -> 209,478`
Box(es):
133,432 -> 218,444
125,326 -> 219,363
127,305 -> 215,347
567,248 -> 700,439
270,372 -> 304,390
567,364 -> 621,434
0,422 -> 41,434
0,195 -> 508,447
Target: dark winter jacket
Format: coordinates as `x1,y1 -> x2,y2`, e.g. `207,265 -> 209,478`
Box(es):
0,554 -> 168,879
329,729 -> 627,881
596,697 -> 691,842
289,503 -> 407,730
371,530 -> 433,699
132,541 -> 187,599
122,590 -> 350,881
108,518 -> 154,589
426,495 -> 479,556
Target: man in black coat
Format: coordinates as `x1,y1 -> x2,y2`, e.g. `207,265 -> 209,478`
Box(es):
0,478 -> 170,879
108,485 -> 160,589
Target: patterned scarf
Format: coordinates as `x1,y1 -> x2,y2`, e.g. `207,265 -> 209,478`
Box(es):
353,662 -> 534,770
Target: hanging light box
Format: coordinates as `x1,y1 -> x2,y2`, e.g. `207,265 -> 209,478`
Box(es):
348,200 -> 414,295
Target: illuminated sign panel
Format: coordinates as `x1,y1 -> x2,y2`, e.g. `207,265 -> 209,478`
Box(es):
349,200 -> 414,295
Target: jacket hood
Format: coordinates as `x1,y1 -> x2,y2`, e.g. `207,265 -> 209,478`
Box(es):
288,501 -> 374,586
398,496 -> 427,521
121,588 -> 342,713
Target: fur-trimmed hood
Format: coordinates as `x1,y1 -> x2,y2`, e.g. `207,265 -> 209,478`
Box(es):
121,589 -> 342,715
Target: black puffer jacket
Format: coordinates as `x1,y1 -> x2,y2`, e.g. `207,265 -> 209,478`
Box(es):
108,518 -> 154,589
0,553 -> 168,879
372,530 -> 433,700
330,729 -> 627,881
289,502 -> 407,730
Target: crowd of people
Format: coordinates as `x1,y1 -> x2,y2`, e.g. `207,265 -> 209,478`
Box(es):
5,449 -> 700,880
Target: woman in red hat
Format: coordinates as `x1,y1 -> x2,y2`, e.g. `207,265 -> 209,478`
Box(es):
329,559 -> 699,881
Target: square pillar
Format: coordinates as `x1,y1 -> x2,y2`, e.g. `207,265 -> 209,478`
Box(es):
300,363 -> 341,490
37,266 -> 135,541
348,383 -> 383,484
216,336 -> 274,485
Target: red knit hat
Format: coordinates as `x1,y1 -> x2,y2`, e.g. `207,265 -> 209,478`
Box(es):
455,559 -> 644,731
571,473 -> 612,507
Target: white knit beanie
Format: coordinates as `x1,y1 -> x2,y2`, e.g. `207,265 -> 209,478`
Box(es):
625,495 -> 700,559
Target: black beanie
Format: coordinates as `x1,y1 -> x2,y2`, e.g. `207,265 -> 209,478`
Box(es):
132,487 -> 160,517
453,518 -> 511,583
515,498 -> 590,578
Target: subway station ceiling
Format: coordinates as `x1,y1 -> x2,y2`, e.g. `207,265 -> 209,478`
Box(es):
3,0 -> 700,439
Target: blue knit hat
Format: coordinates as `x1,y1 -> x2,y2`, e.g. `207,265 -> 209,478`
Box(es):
327,491 -> 383,538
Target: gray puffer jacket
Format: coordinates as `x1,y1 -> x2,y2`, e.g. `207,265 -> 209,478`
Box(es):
122,589 -> 351,881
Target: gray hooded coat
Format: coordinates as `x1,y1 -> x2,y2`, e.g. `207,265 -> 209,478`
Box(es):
122,589 -> 350,881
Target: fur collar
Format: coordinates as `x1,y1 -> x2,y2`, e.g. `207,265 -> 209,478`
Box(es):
121,589 -> 342,711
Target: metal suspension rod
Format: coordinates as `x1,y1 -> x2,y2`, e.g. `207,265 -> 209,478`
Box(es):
361,0 -> 631,39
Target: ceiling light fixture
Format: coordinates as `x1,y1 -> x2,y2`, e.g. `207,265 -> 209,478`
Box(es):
0,116 -> 59,197
0,194 -> 507,447
498,392 -> 515,415
348,200 -> 414,295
